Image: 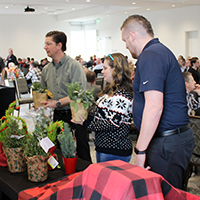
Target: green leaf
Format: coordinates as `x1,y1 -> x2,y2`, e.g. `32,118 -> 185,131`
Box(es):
76,98 -> 82,104
74,104 -> 78,112
70,101 -> 76,106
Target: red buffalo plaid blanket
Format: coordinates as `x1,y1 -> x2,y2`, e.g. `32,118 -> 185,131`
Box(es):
19,160 -> 200,200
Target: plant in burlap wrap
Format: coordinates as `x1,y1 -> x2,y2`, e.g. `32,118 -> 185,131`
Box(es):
0,101 -> 29,173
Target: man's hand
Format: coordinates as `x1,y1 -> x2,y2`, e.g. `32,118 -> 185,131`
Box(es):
134,154 -> 151,170
40,99 -> 57,108
71,116 -> 85,125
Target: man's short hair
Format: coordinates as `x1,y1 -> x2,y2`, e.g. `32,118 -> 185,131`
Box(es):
46,31 -> 67,52
183,71 -> 192,83
121,14 -> 154,37
190,57 -> 199,66
86,71 -> 96,83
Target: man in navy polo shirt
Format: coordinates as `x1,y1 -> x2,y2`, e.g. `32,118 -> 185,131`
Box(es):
121,15 -> 194,189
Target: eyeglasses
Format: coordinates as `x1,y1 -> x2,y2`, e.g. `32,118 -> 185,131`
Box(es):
44,42 -> 54,46
107,54 -> 114,61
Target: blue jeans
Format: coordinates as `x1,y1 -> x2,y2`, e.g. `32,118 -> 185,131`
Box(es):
96,152 -> 132,163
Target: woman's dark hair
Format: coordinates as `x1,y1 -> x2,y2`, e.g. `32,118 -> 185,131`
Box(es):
99,53 -> 133,97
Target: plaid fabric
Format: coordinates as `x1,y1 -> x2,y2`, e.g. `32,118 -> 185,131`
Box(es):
18,172 -> 81,200
25,68 -> 41,83
19,161 -> 200,200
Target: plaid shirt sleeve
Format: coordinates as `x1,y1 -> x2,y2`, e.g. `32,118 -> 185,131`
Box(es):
25,70 -> 33,80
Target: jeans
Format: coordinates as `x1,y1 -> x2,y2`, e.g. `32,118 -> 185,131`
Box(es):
96,152 -> 132,163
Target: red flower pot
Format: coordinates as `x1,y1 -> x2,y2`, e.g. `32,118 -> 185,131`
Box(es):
62,156 -> 78,175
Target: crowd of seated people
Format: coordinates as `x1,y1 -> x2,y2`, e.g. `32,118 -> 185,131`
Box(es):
179,55 -> 200,116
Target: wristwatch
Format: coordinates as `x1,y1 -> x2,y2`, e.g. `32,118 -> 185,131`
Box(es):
134,147 -> 146,155
56,100 -> 61,108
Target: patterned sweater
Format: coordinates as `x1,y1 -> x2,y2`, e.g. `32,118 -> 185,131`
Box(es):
87,88 -> 133,156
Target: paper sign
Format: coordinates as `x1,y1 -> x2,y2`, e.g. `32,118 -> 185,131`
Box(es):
39,137 -> 55,153
48,156 -> 59,169
10,135 -> 25,140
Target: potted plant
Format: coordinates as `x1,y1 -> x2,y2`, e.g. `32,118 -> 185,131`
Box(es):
57,123 -> 77,174
0,101 -> 28,173
66,82 -> 95,122
23,108 -> 51,182
31,82 -> 51,108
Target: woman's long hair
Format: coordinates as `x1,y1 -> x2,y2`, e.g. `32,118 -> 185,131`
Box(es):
99,53 -> 133,97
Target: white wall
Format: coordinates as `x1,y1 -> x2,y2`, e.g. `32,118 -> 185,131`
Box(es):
0,6 -> 200,63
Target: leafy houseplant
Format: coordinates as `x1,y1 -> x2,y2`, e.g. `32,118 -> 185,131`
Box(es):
66,82 -> 95,122
58,123 -> 77,174
31,82 -> 49,108
0,101 -> 28,173
23,108 -> 51,182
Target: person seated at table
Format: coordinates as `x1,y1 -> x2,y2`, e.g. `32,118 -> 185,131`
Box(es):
183,71 -> 200,115
86,71 -> 101,101
72,53 -> 133,163
26,62 -> 41,88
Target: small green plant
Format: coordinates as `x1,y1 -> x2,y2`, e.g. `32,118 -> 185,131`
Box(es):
31,82 -> 48,93
0,101 -> 28,148
24,108 -> 51,157
66,82 -> 95,112
46,120 -> 64,145
57,123 -> 76,158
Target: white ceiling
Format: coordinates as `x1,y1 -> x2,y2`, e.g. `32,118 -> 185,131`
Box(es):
0,0 -> 200,22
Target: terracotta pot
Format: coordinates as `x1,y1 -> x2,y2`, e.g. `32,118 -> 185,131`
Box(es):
70,100 -> 88,122
26,155 -> 48,182
3,147 -> 26,173
62,155 -> 78,174
32,91 -> 48,108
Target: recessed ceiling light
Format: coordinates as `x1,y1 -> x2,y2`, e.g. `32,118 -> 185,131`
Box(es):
5,6 -> 8,9
132,2 -> 136,5
125,12 -> 127,14
172,4 -> 175,7
107,15 -> 109,17
45,7 -> 47,9
86,0 -> 90,2
147,8 -> 150,11
72,8 -> 75,10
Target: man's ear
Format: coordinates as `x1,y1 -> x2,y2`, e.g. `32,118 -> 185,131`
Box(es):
129,31 -> 135,42
57,42 -> 62,50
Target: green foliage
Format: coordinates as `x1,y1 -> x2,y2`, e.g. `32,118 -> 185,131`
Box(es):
46,120 -> 64,145
23,133 -> 47,157
24,108 -> 51,157
31,82 -> 48,93
66,82 -> 96,112
57,123 -> 76,158
0,115 -> 29,148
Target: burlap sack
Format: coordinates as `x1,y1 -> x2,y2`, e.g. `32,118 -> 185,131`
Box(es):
3,147 -> 26,173
70,100 -> 88,122
32,91 -> 48,108
26,155 -> 48,182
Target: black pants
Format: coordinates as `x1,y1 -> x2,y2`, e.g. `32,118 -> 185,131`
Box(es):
53,109 -> 92,163
146,128 -> 195,189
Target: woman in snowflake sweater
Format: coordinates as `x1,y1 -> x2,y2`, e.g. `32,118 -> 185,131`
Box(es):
74,53 -> 133,163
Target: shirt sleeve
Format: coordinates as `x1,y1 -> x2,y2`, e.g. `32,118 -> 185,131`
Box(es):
138,51 -> 166,93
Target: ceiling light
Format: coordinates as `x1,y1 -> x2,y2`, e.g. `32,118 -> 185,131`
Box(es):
24,6 -> 35,12
86,0 -> 90,2
132,2 -> 136,5
72,8 -> 75,10
172,4 -> 175,7
5,6 -> 8,9
147,8 -> 150,10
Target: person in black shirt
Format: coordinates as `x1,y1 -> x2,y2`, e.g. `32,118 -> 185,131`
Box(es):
6,48 -> 18,67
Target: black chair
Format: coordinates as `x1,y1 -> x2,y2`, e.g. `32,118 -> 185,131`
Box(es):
14,77 -> 33,116
182,115 -> 200,191
0,85 -> 16,118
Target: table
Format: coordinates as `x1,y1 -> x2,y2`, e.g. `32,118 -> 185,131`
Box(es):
0,149 -> 91,200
